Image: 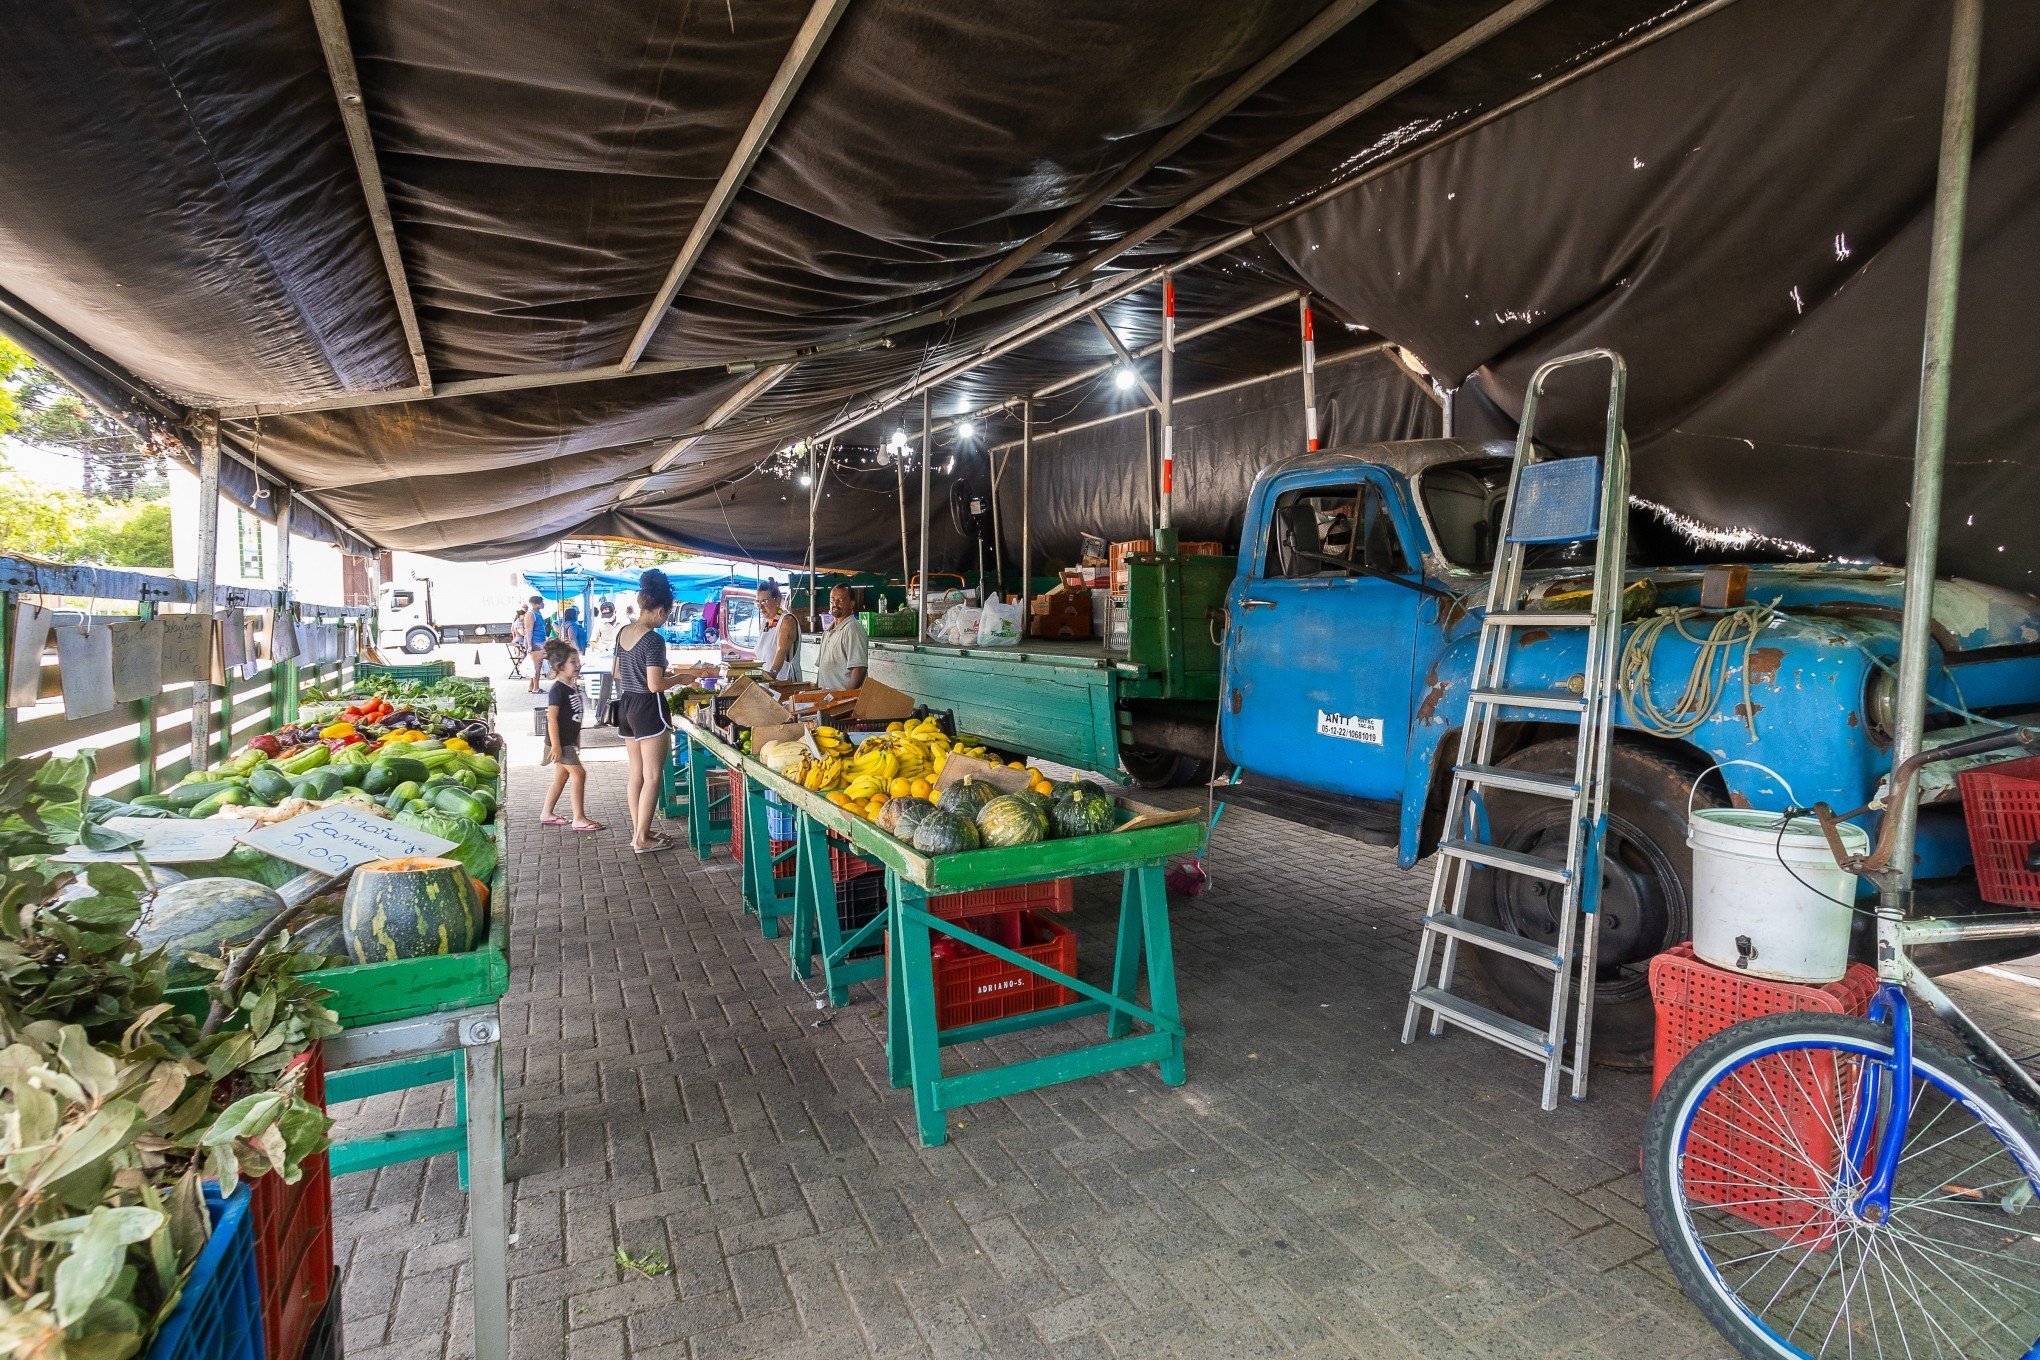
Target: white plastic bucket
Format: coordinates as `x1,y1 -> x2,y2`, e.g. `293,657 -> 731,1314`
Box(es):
1688,806 -> 1869,984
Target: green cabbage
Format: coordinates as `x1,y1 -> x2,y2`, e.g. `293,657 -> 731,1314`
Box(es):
395,808 -> 499,883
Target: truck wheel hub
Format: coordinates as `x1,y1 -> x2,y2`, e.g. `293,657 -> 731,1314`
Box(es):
1497,820 -> 1671,975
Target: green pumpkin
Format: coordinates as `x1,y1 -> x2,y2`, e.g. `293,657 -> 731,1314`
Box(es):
936,778 -> 997,820
1012,788 -> 1053,816
877,795 -> 937,838
976,794 -> 1048,848
1052,778 -> 1110,805
1051,789 -> 1118,840
342,856 -> 484,963
133,877 -> 286,985
911,809 -> 981,856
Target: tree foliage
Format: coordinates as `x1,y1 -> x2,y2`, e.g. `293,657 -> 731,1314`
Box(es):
0,338 -> 167,502
0,464 -> 172,568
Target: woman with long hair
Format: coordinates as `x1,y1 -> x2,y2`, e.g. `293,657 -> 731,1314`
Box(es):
613,569 -> 679,853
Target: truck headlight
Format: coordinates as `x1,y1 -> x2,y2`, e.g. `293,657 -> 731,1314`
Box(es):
1864,668 -> 1897,746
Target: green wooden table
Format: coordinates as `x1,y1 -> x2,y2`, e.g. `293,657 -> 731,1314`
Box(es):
680,718 -> 1204,1147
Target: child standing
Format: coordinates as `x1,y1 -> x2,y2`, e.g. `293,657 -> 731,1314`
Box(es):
540,639 -> 601,831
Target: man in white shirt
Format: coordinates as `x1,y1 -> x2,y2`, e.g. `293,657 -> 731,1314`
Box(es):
813,586 -> 870,690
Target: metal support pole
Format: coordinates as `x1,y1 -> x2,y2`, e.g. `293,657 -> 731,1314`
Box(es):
1299,297 -> 1320,452
988,435 -> 1005,599
459,1014 -> 510,1360
895,452 -> 911,598
274,491 -> 299,726
1020,401 -> 1033,601
1437,384 -> 1457,438
1159,274 -> 1176,535
916,392 -> 932,644
190,414 -> 222,763
1884,0 -> 1984,905
805,441 -> 818,622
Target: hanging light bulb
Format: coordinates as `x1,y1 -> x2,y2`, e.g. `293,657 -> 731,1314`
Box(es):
1114,367 -> 1136,391
798,473 -> 813,488
957,420 -> 975,441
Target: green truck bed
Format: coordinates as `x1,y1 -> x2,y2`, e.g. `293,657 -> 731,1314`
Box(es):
865,639 -> 1130,773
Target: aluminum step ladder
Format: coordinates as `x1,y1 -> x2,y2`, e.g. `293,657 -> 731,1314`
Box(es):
1402,350 -> 1632,1110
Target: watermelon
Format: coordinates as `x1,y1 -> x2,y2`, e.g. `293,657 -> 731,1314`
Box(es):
877,795 -> 937,838
342,856 -> 484,963
133,877 -> 287,985
291,913 -> 349,964
911,809 -> 980,856
976,794 -> 1048,848
936,778 -> 996,820
1052,788 -> 1118,839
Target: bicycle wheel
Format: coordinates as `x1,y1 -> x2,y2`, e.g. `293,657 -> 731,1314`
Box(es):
1643,1011 -> 2040,1359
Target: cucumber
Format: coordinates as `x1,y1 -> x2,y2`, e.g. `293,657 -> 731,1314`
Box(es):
161,780 -> 238,811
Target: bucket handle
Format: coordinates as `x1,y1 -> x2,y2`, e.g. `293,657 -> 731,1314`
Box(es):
1688,759 -> 1802,819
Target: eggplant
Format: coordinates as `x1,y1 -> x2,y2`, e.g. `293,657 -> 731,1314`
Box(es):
459,719 -> 493,744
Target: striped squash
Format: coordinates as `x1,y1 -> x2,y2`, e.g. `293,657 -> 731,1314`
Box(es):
341,856 -> 484,963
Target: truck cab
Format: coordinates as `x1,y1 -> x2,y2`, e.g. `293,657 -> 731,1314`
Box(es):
377,580 -> 436,655
1221,438 -> 2040,1060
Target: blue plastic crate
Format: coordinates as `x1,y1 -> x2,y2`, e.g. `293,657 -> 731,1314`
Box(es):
148,1182 -> 264,1360
1509,457 -> 1602,544
763,791 -> 797,840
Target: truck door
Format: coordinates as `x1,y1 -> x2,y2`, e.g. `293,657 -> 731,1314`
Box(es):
1221,471 -> 1424,803
718,587 -> 762,663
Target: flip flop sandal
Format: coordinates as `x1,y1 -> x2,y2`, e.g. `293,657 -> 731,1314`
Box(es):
540,816 -> 569,827
632,840 -> 673,855
571,821 -> 605,832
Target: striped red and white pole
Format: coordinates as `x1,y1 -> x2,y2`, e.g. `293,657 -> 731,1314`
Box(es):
1160,274 -> 1176,517
1300,297 -> 1320,452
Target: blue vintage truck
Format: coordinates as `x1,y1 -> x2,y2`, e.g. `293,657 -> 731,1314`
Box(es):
858,436 -> 2040,1059
1218,438 -> 2040,1058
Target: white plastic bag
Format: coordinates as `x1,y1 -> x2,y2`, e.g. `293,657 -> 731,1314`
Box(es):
975,597 -> 1024,647
931,604 -> 982,645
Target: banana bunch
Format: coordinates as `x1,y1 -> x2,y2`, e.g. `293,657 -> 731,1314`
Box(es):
812,725 -> 853,756
795,753 -> 848,792
842,773 -> 888,803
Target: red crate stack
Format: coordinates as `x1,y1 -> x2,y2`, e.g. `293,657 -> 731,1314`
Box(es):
890,910 -> 1077,1031
1649,944 -> 1878,1244
1958,753 -> 2040,906
252,1044 -> 334,1360
929,878 -> 1073,919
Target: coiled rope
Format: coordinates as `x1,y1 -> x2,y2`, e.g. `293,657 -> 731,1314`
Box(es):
1617,603 -> 1778,740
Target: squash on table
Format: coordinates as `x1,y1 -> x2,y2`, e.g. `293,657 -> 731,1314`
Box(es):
342,856 -> 485,964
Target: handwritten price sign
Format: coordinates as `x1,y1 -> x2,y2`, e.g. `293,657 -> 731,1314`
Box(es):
240,805 -> 456,874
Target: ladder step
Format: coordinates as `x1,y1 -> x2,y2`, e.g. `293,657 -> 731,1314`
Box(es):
1468,686 -> 1587,714
1483,611 -> 1594,627
1420,913 -> 1565,969
1440,838 -> 1572,883
1408,987 -> 1553,1056
1453,764 -> 1576,798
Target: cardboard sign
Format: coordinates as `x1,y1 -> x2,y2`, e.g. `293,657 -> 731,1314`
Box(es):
7,603 -> 55,708
109,619 -> 165,703
158,615 -> 214,684
53,817 -> 257,865
1113,805 -> 1202,833
55,623 -> 115,718
240,805 -> 456,875
932,752 -> 1033,794
851,678 -> 916,721
749,720 -> 810,752
727,683 -> 797,729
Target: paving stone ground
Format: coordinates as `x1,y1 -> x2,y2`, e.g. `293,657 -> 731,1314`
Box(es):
328,670 -> 2040,1359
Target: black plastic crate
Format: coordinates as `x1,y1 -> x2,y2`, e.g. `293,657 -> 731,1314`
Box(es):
836,873 -> 887,961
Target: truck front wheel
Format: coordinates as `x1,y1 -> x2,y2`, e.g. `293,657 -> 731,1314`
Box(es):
1119,745 -> 1211,790
1462,740 -> 1719,1069
403,627 -> 437,655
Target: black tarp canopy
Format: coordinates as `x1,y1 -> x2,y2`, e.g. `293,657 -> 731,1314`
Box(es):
2,1 -> 2035,580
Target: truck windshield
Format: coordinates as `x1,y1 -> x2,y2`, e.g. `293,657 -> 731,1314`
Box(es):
1420,459 -> 1605,572
1264,483 -> 1407,578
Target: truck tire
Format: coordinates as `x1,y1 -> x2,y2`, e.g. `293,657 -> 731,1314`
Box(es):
1461,740 -> 1719,1069
1119,745 -> 1210,790
403,627 -> 437,655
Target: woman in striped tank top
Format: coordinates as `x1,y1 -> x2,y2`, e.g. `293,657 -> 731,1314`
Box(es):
615,569 -> 679,853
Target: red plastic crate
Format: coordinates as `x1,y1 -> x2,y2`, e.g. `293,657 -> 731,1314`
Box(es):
252,1044 -> 333,1360
1958,753 -> 2040,906
1649,944 -> 1878,1244
929,877 -> 1074,920
889,910 -> 1077,1031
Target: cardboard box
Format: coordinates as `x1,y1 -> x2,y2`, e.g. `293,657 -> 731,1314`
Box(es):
851,678 -> 917,721
933,752 -> 1034,794
1029,586 -> 1092,639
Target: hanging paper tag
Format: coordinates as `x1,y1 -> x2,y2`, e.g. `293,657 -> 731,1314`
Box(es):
109,619 -> 164,702
157,615 -> 213,684
219,609 -> 249,672
7,603 -> 55,708
270,609 -> 300,662
55,623 -> 116,718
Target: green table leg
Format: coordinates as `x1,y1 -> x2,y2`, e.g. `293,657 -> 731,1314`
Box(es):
885,873 -> 912,1091
891,880 -> 949,1147
1132,863 -> 1187,1085
685,737 -> 715,859
789,814 -> 825,979
1107,870 -> 1146,1040
739,783 -> 797,938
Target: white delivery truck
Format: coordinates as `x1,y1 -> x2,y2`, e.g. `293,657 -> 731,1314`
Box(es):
376,578 -> 517,653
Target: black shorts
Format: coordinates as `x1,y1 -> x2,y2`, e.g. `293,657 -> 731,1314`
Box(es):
615,693 -> 668,740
